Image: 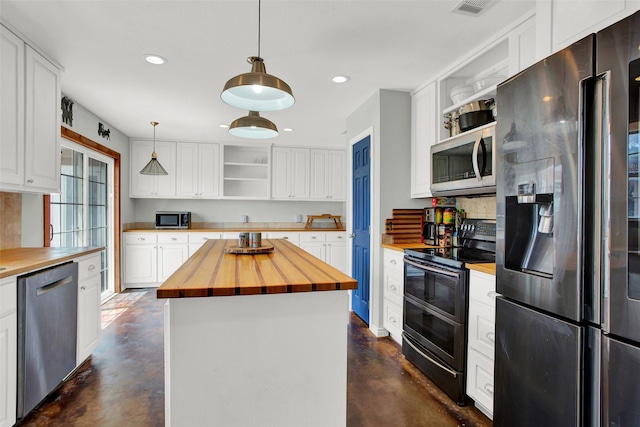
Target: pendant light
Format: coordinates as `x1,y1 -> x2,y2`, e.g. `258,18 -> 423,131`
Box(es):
140,121 -> 168,175
229,111 -> 278,139
221,0 -> 294,112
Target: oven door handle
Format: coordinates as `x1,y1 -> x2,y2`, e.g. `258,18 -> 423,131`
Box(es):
402,333 -> 459,378
403,259 -> 460,279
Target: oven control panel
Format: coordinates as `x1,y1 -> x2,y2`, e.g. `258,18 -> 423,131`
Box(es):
459,219 -> 496,241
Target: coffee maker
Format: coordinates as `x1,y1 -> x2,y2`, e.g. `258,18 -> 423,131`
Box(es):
422,208 -> 438,245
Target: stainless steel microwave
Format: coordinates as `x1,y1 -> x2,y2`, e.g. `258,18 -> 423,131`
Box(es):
430,123 -> 496,196
155,211 -> 191,229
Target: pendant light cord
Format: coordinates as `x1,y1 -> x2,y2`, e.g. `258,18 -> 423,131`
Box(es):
257,0 -> 261,59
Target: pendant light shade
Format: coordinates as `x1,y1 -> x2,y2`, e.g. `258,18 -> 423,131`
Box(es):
220,0 -> 294,112
229,111 -> 278,139
140,121 -> 168,175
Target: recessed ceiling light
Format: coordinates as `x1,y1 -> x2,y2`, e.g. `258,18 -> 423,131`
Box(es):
143,54 -> 167,65
332,75 -> 350,84
219,124 -> 229,129
283,128 -> 294,132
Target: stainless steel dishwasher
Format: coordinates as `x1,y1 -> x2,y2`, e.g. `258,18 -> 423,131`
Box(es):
17,261 -> 78,419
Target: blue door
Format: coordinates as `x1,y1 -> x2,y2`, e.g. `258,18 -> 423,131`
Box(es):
351,136 -> 371,323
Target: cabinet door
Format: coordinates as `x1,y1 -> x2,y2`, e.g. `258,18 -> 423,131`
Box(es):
130,140 -> 176,197
299,241 -> 325,261
176,143 -> 199,197
327,150 -> 346,200
0,26 -> 24,187
309,149 -> 329,199
77,274 -> 101,363
0,311 -> 17,427
154,141 -> 176,197
198,143 -> 220,198
124,244 -> 157,284
411,82 -> 436,198
325,241 -> 347,273
158,244 -> 188,282
271,147 -> 292,199
24,45 -> 61,192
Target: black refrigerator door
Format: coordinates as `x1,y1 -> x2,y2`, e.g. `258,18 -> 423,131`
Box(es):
494,297 -> 582,427
603,336 -> 640,426
596,11 -> 640,345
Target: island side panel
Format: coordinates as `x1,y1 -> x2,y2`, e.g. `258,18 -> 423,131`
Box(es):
165,290 -> 349,427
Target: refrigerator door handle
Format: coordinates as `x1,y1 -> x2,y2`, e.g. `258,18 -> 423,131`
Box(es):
597,73 -> 611,331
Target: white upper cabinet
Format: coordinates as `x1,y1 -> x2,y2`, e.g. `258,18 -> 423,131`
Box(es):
1,25 -> 61,194
411,81 -> 436,198
309,149 -> 347,201
271,147 -> 310,200
130,139 -> 177,198
176,142 -> 220,199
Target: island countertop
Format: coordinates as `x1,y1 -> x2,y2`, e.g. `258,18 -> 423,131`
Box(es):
157,238 -> 358,299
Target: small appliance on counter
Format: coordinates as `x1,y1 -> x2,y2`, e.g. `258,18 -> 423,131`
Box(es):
155,211 -> 191,229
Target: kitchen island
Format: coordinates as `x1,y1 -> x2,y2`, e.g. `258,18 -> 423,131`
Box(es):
157,238 -> 358,427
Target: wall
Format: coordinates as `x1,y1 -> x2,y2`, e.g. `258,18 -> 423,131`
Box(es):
133,198 -> 345,225
346,89 -> 425,336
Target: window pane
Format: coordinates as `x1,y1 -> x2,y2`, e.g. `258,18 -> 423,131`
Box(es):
60,147 -> 73,176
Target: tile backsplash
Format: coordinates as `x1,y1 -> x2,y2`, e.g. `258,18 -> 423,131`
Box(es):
0,192 -> 22,250
455,196 -> 496,219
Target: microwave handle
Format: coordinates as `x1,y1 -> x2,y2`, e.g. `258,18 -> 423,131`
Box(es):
472,134 -> 483,181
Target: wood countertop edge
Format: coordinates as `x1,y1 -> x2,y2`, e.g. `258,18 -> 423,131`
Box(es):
157,239 -> 357,299
467,263 -> 496,275
0,247 -> 104,279
126,228 -> 346,233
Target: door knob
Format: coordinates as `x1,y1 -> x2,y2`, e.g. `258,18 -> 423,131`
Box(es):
349,233 -> 355,239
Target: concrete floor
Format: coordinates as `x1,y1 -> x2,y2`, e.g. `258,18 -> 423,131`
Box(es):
17,289 -> 491,427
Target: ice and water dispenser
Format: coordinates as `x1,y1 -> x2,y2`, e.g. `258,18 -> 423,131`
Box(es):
503,157 -> 555,279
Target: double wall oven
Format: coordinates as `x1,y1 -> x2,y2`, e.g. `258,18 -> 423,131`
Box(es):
402,219 -> 496,405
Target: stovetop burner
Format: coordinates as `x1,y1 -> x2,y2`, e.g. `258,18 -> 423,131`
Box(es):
405,218 -> 496,269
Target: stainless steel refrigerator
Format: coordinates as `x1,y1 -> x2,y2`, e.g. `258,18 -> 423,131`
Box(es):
495,11 -> 640,427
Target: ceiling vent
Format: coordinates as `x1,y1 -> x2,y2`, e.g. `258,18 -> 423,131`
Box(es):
451,0 -> 498,17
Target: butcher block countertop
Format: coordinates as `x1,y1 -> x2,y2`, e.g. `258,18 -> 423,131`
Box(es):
0,246 -> 104,279
466,263 -> 496,275
157,238 -> 358,299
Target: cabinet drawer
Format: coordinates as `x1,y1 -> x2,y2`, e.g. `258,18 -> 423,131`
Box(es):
469,270 -> 497,308
77,253 -> 101,282
158,233 -> 188,244
466,348 -> 494,419
468,302 -> 496,359
383,249 -> 404,273
325,232 -> 346,242
383,299 -> 403,344
384,270 -> 404,306
299,232 -> 325,242
124,233 -> 157,244
266,232 -> 300,244
188,232 -> 221,243
0,277 -> 17,316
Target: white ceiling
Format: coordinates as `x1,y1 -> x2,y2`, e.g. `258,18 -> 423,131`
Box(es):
1,0 -> 535,147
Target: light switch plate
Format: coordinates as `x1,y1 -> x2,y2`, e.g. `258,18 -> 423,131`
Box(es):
241,215 -> 248,223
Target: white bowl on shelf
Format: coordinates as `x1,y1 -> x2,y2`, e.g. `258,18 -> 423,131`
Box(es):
450,84 -> 474,104
470,75 -> 506,93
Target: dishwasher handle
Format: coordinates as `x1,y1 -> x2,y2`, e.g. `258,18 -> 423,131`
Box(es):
36,276 -> 73,296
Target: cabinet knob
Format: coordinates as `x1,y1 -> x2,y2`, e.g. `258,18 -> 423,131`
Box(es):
484,384 -> 494,395
487,291 -> 498,299
171,237 -> 177,241
390,259 -> 397,265
283,236 -> 288,240
138,238 -> 146,241
203,237 -> 208,241
27,179 -> 34,183
88,265 -> 96,271
389,284 -> 397,292
81,286 -> 86,290
486,332 -> 495,343
390,317 -> 397,324
311,236 -> 317,239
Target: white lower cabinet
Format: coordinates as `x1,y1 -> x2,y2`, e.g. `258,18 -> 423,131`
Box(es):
0,276 -> 17,427
264,232 -> 300,247
124,233 -> 188,287
466,269 -> 497,420
382,248 -> 404,344
188,232 -> 222,257
299,232 -> 347,274
76,253 -> 102,364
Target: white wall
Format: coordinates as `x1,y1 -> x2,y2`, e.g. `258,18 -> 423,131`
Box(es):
134,198 -> 345,224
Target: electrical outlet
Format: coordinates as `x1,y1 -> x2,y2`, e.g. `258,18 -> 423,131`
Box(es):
241,215 -> 248,223
295,214 -> 303,223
